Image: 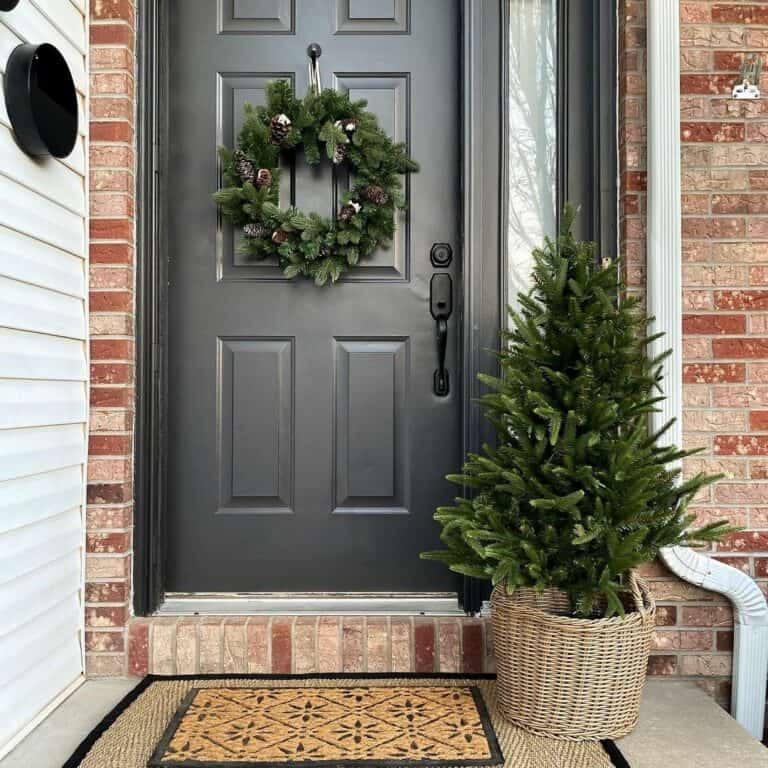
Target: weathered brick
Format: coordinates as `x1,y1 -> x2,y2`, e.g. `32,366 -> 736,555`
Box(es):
293,617 -> 317,674
200,620 -> 223,674
128,620 -> 149,677
246,618 -> 269,673
390,619 -> 412,673
317,617 -> 341,673
438,620 -> 461,673
91,0 -> 135,23
414,620 -> 435,673
86,531 -> 130,554
223,619 -> 247,674
86,605 -> 127,628
176,621 -> 198,674
151,621 -> 176,675
683,314 -> 746,334
647,655 -> 678,676
718,530 -> 768,552
342,618 -> 364,673
680,654 -> 732,677
651,630 -> 712,651
683,363 -> 745,383
682,122 -> 744,143
271,619 -> 292,674
462,621 -> 484,674
711,4 -> 768,24
85,581 -> 128,602
366,619 -> 389,673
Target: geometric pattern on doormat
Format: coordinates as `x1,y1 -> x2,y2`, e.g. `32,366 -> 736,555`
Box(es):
60,674 -> 629,768
149,686 -> 503,767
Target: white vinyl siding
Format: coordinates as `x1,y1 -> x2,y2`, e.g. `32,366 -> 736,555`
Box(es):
0,0 -> 88,757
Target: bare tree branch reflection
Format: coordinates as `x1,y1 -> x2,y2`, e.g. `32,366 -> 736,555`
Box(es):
507,0 -> 557,310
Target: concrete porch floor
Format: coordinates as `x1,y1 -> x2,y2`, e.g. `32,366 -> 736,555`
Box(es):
0,679 -> 764,767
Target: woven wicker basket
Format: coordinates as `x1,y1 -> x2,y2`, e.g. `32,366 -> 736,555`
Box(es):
491,571 -> 655,741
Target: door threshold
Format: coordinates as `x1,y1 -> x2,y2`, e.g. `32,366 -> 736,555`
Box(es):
156,592 -> 464,616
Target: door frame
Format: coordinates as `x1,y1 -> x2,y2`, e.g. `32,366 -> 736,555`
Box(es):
133,0 -> 616,616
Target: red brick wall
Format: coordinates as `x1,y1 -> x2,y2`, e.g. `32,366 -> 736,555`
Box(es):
86,0 -> 136,676
621,0 -> 768,709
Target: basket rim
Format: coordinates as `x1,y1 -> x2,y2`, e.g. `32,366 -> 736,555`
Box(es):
491,580 -> 655,629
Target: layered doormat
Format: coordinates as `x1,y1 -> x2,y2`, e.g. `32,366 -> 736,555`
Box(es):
62,674 -> 630,768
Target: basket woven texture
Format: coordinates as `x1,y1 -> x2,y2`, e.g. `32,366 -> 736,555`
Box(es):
491,571 -> 655,741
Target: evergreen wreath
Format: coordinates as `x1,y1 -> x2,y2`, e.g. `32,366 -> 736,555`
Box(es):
213,80 -> 418,286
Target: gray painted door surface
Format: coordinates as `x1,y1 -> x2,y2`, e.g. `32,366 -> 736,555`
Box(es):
166,0 -> 461,592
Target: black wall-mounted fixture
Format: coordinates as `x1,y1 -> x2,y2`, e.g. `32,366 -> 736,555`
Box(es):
0,1 -> 21,11
4,43 -> 78,158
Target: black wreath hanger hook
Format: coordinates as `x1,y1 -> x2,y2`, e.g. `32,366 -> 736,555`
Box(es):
307,43 -> 323,95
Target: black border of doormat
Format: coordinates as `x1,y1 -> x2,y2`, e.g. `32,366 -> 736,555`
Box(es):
60,674 -> 630,768
147,684 -> 504,768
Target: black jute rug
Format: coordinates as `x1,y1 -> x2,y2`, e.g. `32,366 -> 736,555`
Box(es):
61,674 -> 630,768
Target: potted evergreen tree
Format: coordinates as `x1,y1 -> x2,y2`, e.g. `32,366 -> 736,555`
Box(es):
422,209 -> 733,740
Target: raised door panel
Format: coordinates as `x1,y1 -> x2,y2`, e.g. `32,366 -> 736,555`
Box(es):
334,0 -> 410,34
217,337 -> 294,514
333,338 -> 408,514
218,0 -> 295,34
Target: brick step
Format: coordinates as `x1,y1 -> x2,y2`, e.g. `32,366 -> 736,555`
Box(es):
126,616 -> 493,677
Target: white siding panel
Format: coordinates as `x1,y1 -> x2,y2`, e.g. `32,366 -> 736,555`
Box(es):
0,637 -> 82,750
0,0 -> 87,755
28,0 -> 85,52
0,329 -> 86,381
0,380 -> 86,429
0,466 -> 84,534
0,425 -> 85,482
0,550 -> 81,636
0,507 -> 81,583
0,597 -> 80,686
0,175 -> 84,255
0,124 -> 84,215
0,276 -> 85,339
0,226 -> 85,298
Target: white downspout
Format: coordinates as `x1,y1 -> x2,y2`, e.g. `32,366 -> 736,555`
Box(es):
646,0 -> 768,741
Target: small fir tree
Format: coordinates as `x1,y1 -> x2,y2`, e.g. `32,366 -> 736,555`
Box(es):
422,208 -> 734,617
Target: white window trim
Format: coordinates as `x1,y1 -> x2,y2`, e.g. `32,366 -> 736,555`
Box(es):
646,0 -> 768,740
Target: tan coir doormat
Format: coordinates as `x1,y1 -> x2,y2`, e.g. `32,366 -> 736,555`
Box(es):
62,674 -> 630,768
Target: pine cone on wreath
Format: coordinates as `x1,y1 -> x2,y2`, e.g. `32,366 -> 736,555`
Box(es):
360,185 -> 388,205
271,228 -> 290,244
243,223 -> 269,239
339,201 -> 362,223
332,141 -> 350,165
255,168 -> 273,190
233,149 -> 256,185
270,114 -> 293,144
335,118 -> 360,138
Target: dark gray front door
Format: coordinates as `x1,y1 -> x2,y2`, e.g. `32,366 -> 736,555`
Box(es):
166,0 -> 461,593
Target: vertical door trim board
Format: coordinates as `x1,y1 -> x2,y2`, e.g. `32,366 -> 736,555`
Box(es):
133,0 -> 505,615
557,0 -> 618,255
134,0 -> 168,615
459,0 -> 505,613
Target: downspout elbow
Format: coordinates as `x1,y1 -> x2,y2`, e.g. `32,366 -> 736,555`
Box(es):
660,545 -> 768,740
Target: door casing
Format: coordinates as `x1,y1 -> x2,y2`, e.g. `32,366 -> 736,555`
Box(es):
133,0 -> 617,616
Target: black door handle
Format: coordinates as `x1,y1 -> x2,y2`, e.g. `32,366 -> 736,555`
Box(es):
430,274 -> 452,396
